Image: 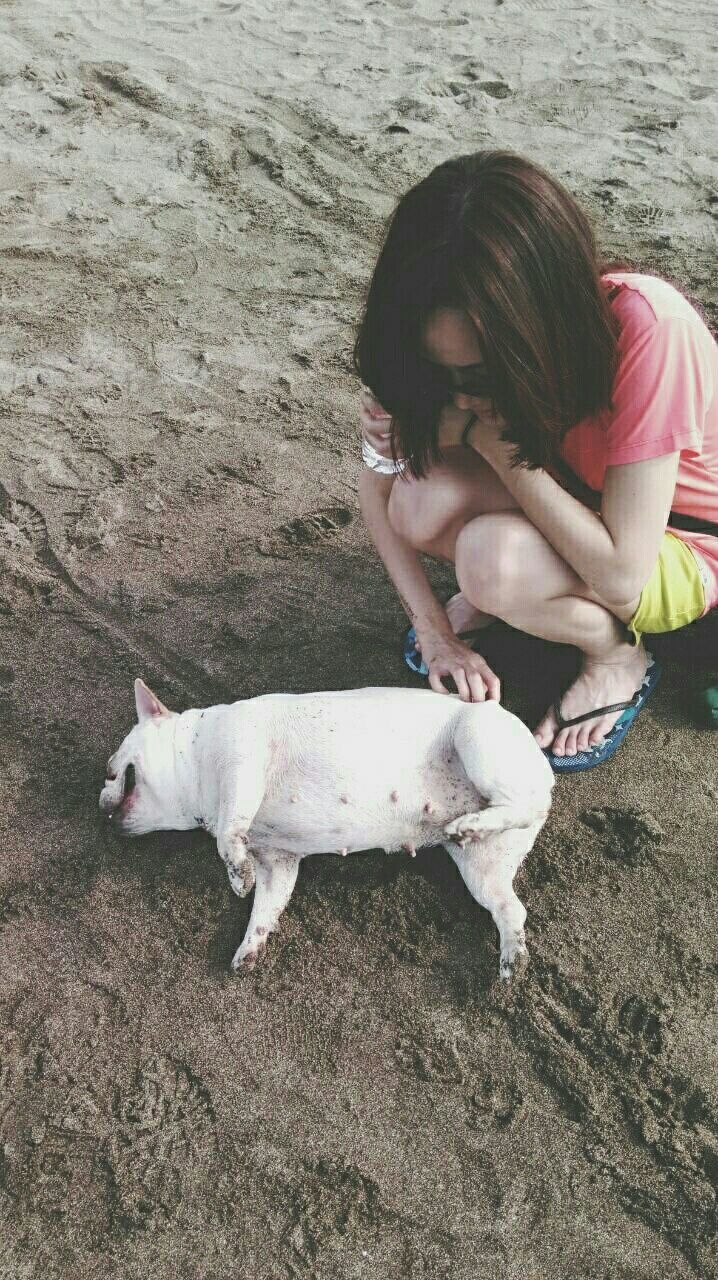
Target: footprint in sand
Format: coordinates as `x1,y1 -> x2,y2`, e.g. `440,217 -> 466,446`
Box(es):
12,1111 -> 112,1230
395,1027 -> 466,1083
281,1156 -> 389,1266
90,61 -> 209,129
466,1073 -> 524,1129
617,993 -> 667,1056
257,506 -> 353,558
108,1055 -> 217,1229
579,805 -> 663,868
475,80 -> 513,100
0,490 -> 66,600
0,494 -> 49,558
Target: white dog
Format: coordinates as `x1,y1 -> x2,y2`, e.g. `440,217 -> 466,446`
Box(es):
99,680 -> 554,980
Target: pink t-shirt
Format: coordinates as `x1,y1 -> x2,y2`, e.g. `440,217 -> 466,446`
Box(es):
559,272 -> 718,610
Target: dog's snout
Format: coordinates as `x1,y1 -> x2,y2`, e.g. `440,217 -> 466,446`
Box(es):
100,760 -> 134,818
99,790 -> 118,816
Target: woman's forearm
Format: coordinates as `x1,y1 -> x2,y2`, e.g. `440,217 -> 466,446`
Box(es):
358,469 -> 451,636
478,443 -> 620,595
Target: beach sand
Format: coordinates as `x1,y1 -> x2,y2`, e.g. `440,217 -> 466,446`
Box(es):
0,2 -> 716,1277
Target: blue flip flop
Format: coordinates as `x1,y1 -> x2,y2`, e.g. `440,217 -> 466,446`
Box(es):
403,626 -> 429,676
543,656 -> 662,773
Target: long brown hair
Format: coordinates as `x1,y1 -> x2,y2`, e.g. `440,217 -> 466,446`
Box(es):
354,151 -> 623,477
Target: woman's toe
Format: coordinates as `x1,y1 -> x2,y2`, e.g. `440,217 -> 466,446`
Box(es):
533,709 -> 557,748
588,716 -> 612,746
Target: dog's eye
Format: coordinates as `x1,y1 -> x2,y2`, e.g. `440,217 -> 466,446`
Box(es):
106,764 -> 117,781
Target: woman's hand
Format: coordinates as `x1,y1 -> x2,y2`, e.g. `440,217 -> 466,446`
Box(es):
361,392 -> 507,458
362,394 -> 474,459
437,402 -> 508,451
463,406 -> 508,456
416,627 -> 501,703
359,388 -> 393,459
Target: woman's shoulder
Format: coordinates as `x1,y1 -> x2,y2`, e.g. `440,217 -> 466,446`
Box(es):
602,270 -> 712,336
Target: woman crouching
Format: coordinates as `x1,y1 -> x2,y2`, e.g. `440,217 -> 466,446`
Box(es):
355,151 -> 718,772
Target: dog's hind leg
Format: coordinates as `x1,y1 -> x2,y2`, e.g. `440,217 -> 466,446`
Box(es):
445,705 -> 553,843
231,851 -> 300,974
444,805 -> 541,844
446,825 -> 542,980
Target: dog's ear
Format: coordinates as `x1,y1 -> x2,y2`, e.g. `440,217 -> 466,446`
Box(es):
134,678 -> 171,723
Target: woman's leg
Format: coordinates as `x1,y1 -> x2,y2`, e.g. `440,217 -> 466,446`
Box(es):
388,447 -> 521,558
388,453 -> 648,757
388,446 -> 519,634
454,512 -> 648,755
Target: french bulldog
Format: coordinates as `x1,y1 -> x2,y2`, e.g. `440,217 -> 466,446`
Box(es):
100,680 -> 554,979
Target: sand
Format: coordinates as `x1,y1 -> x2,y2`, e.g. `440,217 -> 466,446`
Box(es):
1,1 -> 717,1277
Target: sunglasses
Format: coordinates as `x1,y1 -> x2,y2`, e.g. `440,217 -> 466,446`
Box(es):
446,363 -> 494,399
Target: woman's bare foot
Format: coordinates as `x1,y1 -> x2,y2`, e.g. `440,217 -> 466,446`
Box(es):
414,592 -> 495,654
534,644 -> 650,757
445,591 -> 495,636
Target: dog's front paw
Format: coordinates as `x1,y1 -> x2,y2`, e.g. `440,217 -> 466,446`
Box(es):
218,825 -> 256,897
226,854 -> 255,898
231,935 -> 267,974
443,812 -> 486,847
499,937 -> 529,983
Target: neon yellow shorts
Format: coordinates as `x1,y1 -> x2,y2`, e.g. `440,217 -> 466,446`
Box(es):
627,532 -> 707,644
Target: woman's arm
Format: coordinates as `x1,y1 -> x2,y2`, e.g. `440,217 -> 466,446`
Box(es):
467,420 -> 680,606
358,468 -> 451,636
358,468 -> 501,701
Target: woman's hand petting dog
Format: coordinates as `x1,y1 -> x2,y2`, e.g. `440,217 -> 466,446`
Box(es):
413,626 -> 501,703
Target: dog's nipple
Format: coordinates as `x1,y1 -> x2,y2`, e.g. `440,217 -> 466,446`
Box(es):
402,841 -> 417,858
340,794 -> 349,805
290,795 -> 298,804
340,846 -> 349,857
423,800 -> 434,817
390,790 -> 399,803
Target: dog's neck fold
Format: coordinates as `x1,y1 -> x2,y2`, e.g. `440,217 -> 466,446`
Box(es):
170,707 -> 225,833
170,711 -> 207,830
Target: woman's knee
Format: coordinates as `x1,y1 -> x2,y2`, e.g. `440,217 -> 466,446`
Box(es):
388,450 -> 516,551
388,470 -> 464,550
455,513 -> 538,613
